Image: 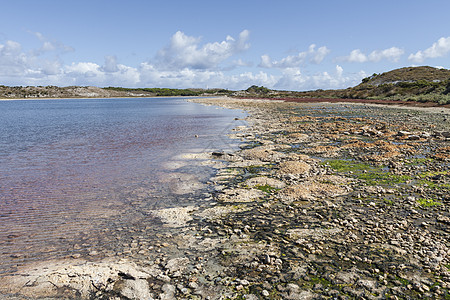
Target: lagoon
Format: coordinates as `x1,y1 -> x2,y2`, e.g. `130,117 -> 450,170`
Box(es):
0,97 -> 245,274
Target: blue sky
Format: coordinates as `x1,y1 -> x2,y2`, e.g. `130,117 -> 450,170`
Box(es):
1,0 -> 450,91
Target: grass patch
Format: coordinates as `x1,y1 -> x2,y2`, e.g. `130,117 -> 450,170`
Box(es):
418,170 -> 449,179
383,198 -> 394,205
244,165 -> 272,174
255,184 -> 280,194
396,276 -> 410,286
303,276 -> 333,290
356,172 -> 412,185
416,179 -> 450,190
405,157 -> 434,166
321,159 -> 378,173
417,198 -> 442,207
322,159 -> 413,185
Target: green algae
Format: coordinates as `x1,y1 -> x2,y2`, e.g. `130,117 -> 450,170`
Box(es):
321,159 -> 377,173
255,184 -> 280,194
417,198 -> 442,207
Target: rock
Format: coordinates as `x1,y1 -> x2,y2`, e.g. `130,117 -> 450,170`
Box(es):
279,176 -> 351,203
244,176 -> 286,189
240,145 -> 287,162
333,271 -> 359,285
188,281 -> 199,289
240,279 -> 250,286
165,257 -> 189,274
357,279 -> 377,292
151,206 -> 197,227
217,188 -> 265,203
160,284 -> 176,300
287,228 -> 342,241
277,161 -> 311,176
0,259 -> 161,299
212,151 -> 225,157
397,131 -> 412,136
114,278 -> 152,300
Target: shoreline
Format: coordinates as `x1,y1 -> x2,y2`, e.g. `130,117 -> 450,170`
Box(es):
0,95 -> 204,101
1,97 -> 449,299
236,96 -> 450,109
1,94 -> 449,111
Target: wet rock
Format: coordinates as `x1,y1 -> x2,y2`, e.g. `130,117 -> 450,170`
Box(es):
160,283 -> 176,300
217,188 -> 265,203
151,206 -> 197,227
333,271 -> 359,285
245,176 -> 286,189
277,161 -> 312,176
279,176 -> 351,203
240,145 -> 288,162
165,257 -> 189,274
113,278 -> 152,300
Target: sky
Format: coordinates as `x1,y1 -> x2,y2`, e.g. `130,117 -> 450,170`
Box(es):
1,0 -> 450,91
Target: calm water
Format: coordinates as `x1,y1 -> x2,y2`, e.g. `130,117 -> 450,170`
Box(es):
0,97 -> 246,274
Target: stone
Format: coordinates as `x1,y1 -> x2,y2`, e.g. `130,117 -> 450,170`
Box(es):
240,279 -> 250,286
160,284 -> 176,300
188,281 -> 199,289
165,257 -> 189,274
114,278 -> 152,300
244,176 -> 286,189
151,206 -> 197,227
277,161 -> 311,176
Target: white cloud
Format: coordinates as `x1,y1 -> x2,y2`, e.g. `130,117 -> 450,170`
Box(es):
368,47 -> 404,62
0,31 -> 365,91
259,54 -> 274,68
336,65 -> 343,77
62,61 -> 141,87
408,37 -> 450,63
155,30 -> 250,70
341,47 -> 404,63
137,62 -> 276,90
0,34 -> 77,84
0,40 -> 28,76
102,55 -> 119,73
0,30 -> 255,88
232,59 -> 253,67
343,49 -> 367,63
29,31 -> 74,56
309,44 -> 331,64
259,44 -> 330,69
0,40 -> 22,54
273,65 -> 365,91
66,62 -> 101,77
38,59 -> 62,75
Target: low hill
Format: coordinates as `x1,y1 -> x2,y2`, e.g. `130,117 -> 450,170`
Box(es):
361,66 -> 450,86
239,66 -> 450,105
0,85 -> 232,99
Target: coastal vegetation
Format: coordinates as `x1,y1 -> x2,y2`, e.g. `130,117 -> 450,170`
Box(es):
0,85 -> 232,99
103,87 -> 233,97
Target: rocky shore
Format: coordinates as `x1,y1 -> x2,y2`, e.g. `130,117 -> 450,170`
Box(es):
1,97 -> 449,299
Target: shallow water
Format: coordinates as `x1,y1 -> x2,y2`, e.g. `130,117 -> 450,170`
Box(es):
0,97 -> 246,274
